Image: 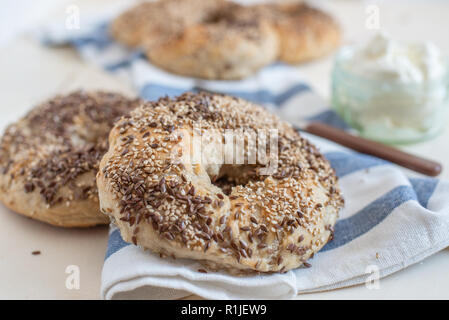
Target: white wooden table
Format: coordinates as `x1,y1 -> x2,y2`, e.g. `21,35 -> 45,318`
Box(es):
0,0 -> 448,299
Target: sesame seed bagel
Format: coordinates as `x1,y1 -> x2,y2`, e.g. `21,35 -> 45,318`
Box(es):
0,91 -> 142,227
110,0 -> 224,49
254,2 -> 341,64
97,92 -> 344,273
111,0 -> 279,80
109,1 -> 163,48
144,1 -> 279,80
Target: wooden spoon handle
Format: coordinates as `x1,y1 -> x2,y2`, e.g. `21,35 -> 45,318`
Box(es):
303,122 -> 442,177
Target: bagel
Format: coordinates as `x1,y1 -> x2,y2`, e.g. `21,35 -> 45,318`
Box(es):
110,0 -> 340,78
254,1 -> 341,64
0,91 -> 142,227
144,1 -> 279,80
97,92 -> 343,273
111,0 -> 279,80
110,0 -> 224,48
110,1 -> 165,48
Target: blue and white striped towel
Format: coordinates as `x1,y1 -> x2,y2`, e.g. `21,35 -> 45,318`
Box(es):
39,6 -> 449,299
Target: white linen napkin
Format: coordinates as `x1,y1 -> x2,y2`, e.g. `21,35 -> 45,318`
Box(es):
100,132 -> 449,299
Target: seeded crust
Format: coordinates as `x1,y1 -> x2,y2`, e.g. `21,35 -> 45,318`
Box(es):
97,92 -> 344,273
110,0 -> 340,79
253,2 -> 341,64
110,0 -> 279,80
144,1 -> 279,80
0,91 -> 142,227
110,0 -> 224,49
109,1 -> 163,48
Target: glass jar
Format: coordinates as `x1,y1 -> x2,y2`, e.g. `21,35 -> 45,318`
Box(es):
331,49 -> 449,144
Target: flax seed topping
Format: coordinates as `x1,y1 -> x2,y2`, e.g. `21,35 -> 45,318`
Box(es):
98,92 -> 343,273
0,90 -> 142,227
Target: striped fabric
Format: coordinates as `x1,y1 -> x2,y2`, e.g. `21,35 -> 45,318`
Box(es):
40,13 -> 449,300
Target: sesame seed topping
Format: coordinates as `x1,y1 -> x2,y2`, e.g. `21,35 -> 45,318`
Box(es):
99,92 -> 343,273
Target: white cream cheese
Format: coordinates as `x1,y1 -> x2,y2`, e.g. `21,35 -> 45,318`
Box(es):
332,33 -> 448,143
341,33 -> 446,84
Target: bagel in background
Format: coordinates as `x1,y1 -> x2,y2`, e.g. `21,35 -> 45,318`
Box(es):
144,1 -> 280,79
110,0 -> 225,49
110,0 -> 341,79
97,92 -> 344,274
0,91 -> 142,227
253,1 -> 341,64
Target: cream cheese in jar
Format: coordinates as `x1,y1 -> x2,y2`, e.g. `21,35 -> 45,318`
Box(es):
332,33 -> 449,144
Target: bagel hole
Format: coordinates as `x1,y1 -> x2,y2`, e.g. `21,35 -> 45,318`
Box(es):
202,11 -> 231,25
210,164 -> 259,195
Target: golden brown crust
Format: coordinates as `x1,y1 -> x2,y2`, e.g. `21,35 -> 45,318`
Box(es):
97,92 -> 344,273
110,2 -> 160,48
145,7 -> 279,79
110,0 -> 340,76
0,90 -> 142,227
110,0 -> 227,49
254,2 -> 341,63
111,0 -> 279,80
